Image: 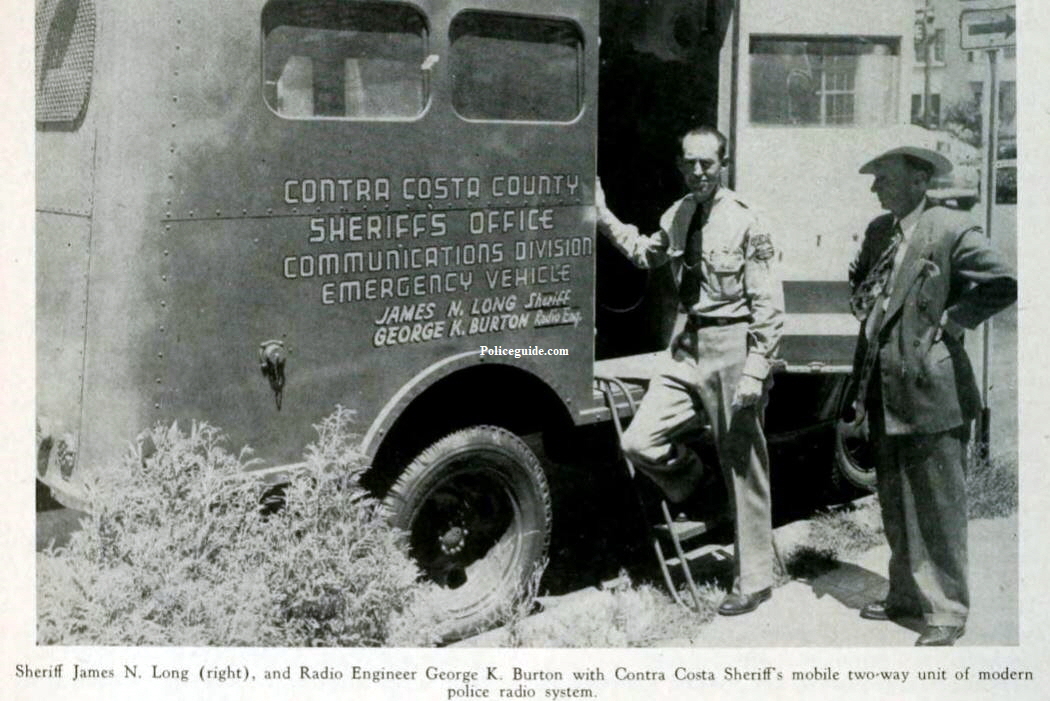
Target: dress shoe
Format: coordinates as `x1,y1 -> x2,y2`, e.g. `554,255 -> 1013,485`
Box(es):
718,588 -> 772,616
915,625 -> 965,647
859,600 -> 914,621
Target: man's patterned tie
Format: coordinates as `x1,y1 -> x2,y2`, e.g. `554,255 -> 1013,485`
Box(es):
849,224 -> 903,417
849,225 -> 903,322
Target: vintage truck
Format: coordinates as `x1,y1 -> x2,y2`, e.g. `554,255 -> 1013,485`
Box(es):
37,0 -> 953,638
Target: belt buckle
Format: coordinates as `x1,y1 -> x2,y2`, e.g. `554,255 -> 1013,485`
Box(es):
693,315 -> 729,328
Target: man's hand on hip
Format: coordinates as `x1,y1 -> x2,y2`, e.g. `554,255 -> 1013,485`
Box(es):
934,310 -> 965,343
732,375 -> 765,411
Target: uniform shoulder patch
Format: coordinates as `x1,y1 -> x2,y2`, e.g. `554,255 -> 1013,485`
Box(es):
749,232 -> 775,261
727,193 -> 750,209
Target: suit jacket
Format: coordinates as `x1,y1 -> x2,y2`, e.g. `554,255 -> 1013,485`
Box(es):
847,204 -> 1016,435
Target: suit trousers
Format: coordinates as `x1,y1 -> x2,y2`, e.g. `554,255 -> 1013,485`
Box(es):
870,379 -> 970,626
621,322 -> 774,594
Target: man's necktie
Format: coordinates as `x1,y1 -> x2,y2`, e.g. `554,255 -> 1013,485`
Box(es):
678,203 -> 709,309
850,225 -> 903,322
850,223 -> 903,416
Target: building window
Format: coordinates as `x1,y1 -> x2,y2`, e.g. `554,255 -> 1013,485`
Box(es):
970,81 -> 983,105
915,27 -> 944,64
998,80 -> 1016,155
36,0 -> 96,126
449,11 -> 582,122
999,82 -> 1016,122
996,164 -> 1016,204
911,93 -> 941,126
262,1 -> 428,119
749,36 -> 899,126
932,28 -> 945,63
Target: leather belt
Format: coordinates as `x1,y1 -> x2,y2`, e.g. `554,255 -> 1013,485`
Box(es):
688,315 -> 750,328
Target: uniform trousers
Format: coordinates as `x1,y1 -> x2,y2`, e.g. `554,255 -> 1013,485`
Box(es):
621,322 -> 774,594
869,380 -> 970,626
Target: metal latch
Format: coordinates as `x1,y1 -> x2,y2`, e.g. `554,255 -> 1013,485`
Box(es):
258,340 -> 286,410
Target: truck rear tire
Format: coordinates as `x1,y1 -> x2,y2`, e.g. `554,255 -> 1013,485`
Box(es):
381,425 -> 552,641
834,420 -> 877,491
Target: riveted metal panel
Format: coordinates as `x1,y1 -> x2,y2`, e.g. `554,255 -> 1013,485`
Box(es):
41,0 -> 600,477
57,0 -> 183,474
149,0 -> 597,465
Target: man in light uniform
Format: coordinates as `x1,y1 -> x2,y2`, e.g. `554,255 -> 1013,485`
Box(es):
845,145 -> 1016,646
596,126 -> 783,615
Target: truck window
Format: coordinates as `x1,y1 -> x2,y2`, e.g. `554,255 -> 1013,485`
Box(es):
749,36 -> 899,126
449,11 -> 582,122
262,0 -> 427,120
35,0 -> 96,126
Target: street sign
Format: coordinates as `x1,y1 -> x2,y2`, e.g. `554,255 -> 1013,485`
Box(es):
960,7 -> 1016,50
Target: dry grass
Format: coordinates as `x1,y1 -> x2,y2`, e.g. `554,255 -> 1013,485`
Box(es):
474,572 -> 722,648
782,498 -> 884,581
782,446 -> 1018,581
966,450 -> 1018,519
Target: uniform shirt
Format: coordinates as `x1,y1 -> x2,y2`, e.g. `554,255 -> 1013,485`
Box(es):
597,187 -> 784,380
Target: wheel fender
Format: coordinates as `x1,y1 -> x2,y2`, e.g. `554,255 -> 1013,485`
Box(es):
360,351 -> 574,461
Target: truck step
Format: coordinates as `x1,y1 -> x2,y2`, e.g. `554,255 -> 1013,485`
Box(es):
662,543 -> 731,570
653,518 -> 718,541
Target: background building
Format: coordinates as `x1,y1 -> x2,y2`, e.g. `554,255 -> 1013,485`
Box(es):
912,0 -> 1016,160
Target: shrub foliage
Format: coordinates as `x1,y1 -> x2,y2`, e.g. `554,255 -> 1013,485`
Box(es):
37,408 -> 424,646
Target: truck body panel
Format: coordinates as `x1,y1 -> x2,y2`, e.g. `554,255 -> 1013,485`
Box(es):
39,0 -> 600,489
723,0 -> 916,370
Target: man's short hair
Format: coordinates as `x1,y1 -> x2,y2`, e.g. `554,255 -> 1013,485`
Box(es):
681,125 -> 728,162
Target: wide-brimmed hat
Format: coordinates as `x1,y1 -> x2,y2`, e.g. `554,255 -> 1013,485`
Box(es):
859,145 -> 953,177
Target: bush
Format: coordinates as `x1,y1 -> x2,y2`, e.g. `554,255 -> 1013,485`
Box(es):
37,407 -> 425,646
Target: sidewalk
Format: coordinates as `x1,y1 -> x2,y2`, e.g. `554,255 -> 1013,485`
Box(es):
658,514 -> 1018,647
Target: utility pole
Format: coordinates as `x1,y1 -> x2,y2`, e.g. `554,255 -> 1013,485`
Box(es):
978,46 -> 999,457
921,0 -> 934,127
959,5 -> 1015,457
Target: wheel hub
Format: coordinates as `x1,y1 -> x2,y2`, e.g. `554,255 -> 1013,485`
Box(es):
439,524 -> 469,555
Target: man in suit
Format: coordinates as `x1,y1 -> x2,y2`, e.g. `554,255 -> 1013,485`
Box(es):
844,145 -> 1016,646
596,125 -> 784,616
